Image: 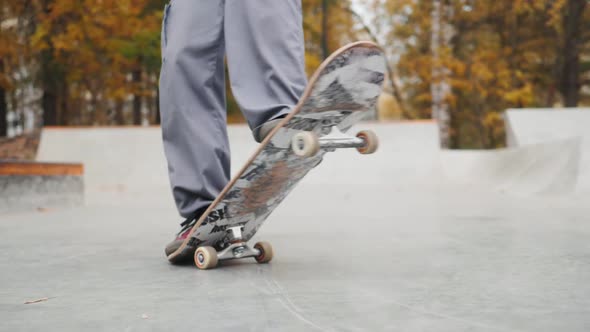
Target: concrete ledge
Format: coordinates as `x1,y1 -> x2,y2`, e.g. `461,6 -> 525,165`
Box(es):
0,161 -> 84,214
0,161 -> 83,176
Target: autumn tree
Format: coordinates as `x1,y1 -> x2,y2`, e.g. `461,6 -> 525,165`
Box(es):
33,0 -> 161,125
302,0 -> 358,74
29,0 -> 365,126
554,0 -> 589,106
366,0 -> 590,148
0,1 -> 15,135
114,0 -> 162,125
3,0 -> 389,129
0,0 -> 37,136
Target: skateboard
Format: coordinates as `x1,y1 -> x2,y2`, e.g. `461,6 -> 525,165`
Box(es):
167,41 -> 386,269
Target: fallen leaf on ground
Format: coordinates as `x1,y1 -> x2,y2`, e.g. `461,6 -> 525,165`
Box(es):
24,297 -> 50,304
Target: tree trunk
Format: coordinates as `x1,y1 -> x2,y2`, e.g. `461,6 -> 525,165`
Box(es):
342,5 -> 409,118
42,90 -> 58,126
431,0 -> 451,148
0,60 -> 7,137
132,67 -> 142,125
321,0 -> 329,60
0,87 -> 7,137
115,100 -> 125,125
559,0 -> 587,107
39,0 -> 60,126
59,79 -> 69,125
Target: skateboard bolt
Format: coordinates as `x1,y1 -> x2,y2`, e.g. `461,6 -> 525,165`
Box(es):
233,247 -> 245,257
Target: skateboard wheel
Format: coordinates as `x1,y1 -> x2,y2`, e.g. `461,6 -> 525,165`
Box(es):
254,241 -> 273,264
194,246 -> 218,270
356,130 -> 379,154
291,132 -> 320,157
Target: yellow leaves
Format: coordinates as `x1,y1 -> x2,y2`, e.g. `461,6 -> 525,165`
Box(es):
301,0 -> 357,56
547,0 -> 567,30
414,91 -> 432,105
483,111 -> 506,148
368,0 -> 570,146
471,61 -> 495,84
503,83 -> 534,106
449,78 -> 471,92
449,60 -> 467,77
44,0 -> 76,21
513,0 -> 540,14
1,3 -> 35,92
111,86 -> 129,100
305,53 -> 322,77
377,92 -> 402,120
483,112 -> 502,128
19,0 -> 164,123
30,25 -> 50,50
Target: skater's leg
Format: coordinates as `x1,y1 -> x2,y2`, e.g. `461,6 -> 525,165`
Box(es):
224,0 -> 307,142
159,0 -> 229,218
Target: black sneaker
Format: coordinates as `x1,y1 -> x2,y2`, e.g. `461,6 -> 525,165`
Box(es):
164,206 -> 209,257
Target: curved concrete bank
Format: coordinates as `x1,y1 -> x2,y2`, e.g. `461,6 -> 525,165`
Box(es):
0,161 -> 84,213
440,138 -> 582,196
505,108 -> 590,194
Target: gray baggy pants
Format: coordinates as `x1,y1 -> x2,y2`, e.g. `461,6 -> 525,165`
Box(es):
159,0 -> 307,218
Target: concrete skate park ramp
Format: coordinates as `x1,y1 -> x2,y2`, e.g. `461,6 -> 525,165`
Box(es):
36,122 -> 441,205
505,108 -> 590,194
440,138 -> 581,195
0,161 -> 83,213
439,109 -> 589,196
37,127 -> 171,206
36,118 -> 584,202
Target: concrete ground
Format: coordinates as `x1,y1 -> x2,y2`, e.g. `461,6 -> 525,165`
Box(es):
1,123 -> 589,331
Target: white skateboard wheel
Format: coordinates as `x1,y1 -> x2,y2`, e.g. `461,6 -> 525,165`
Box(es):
194,246 -> 218,270
356,130 -> 379,154
291,132 -> 320,157
254,241 -> 273,264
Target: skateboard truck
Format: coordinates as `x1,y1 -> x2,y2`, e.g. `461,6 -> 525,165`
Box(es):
291,127 -> 379,157
193,225 -> 274,270
217,226 -> 259,260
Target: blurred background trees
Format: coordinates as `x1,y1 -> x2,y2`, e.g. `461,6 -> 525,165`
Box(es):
0,0 -> 589,148
361,0 -> 590,148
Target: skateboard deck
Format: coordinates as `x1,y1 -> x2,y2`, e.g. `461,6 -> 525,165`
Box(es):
167,41 -> 386,268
